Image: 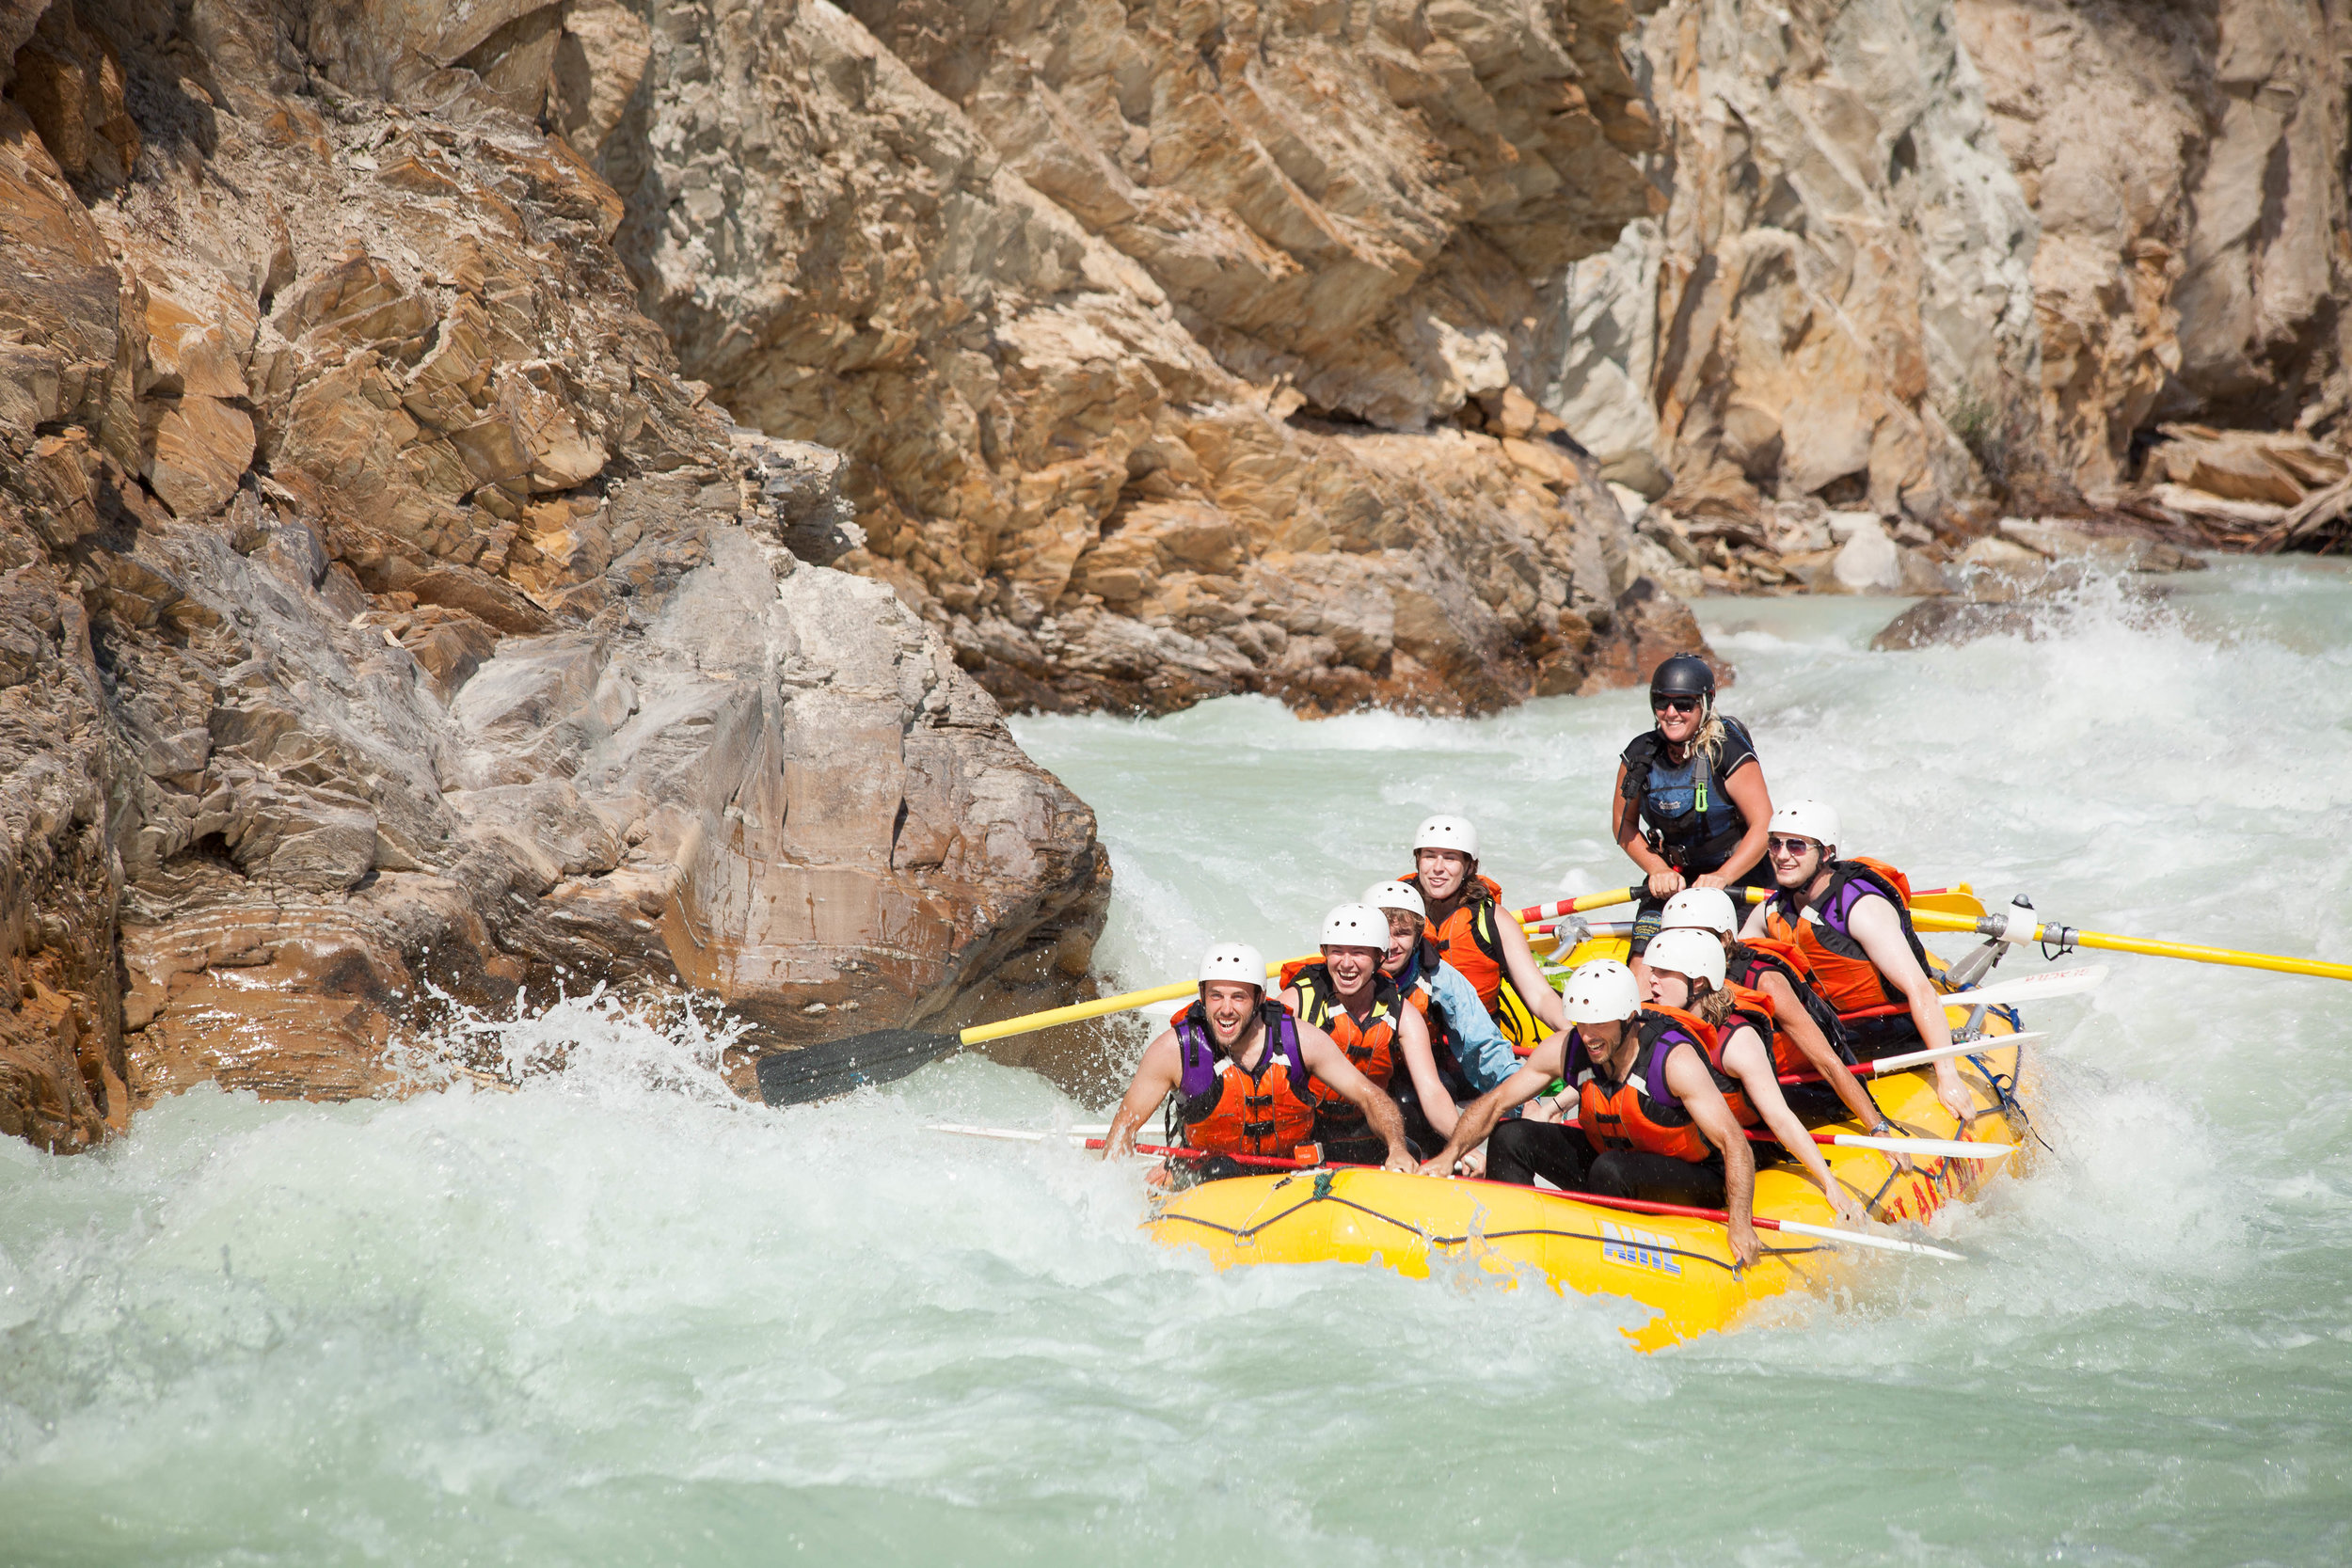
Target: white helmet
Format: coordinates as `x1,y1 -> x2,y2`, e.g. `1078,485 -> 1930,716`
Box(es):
1319,903 -> 1387,950
1412,814 -> 1480,859
1659,886 -> 1738,935
1198,942 -> 1265,988
1561,958 -> 1643,1024
1361,880 -> 1425,919
1645,927 -> 1726,990
1769,800 -> 1839,850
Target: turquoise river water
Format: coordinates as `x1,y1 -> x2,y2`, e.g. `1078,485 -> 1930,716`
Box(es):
4,561 -> 2350,1564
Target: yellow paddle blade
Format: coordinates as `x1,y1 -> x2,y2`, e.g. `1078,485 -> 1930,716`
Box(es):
1909,882 -> 1986,919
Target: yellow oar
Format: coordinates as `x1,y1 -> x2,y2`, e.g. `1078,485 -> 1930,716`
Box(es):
755,954 -> 1320,1107
1910,907 -> 2352,983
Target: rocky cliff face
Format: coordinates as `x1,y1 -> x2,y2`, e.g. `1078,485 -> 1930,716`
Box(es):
1545,0 -> 2352,528
0,0 -> 1104,1148
1960,0 -> 2351,493
17,0 -> 2345,1151
569,0 -> 1696,716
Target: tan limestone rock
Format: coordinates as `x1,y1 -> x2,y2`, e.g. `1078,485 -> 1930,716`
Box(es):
0,3 -> 1110,1146
604,0 -> 1691,720
146,395 -> 256,518
1543,0 -> 2040,524
1957,0 -> 2352,492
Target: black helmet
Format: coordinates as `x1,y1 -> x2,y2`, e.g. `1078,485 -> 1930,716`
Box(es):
1649,653 -> 1715,699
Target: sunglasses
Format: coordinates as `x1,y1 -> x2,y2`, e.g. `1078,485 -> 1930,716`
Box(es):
1650,694 -> 1703,714
1767,835 -> 1820,856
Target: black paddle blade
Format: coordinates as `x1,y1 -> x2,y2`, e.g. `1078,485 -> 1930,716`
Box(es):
754,1029 -> 961,1107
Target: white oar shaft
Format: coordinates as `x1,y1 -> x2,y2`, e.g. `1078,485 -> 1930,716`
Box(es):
1932,965 -> 2107,1011
1776,1220 -> 1966,1261
1864,1032 -> 2045,1073
1826,1134 -> 2012,1160
926,1123 -> 1055,1142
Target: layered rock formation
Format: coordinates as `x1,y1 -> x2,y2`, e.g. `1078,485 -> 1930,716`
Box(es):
1544,0 -> 2042,524
579,0 -> 1692,715
0,0 -> 1104,1148
1960,0 -> 2352,494
1545,0 -> 2352,536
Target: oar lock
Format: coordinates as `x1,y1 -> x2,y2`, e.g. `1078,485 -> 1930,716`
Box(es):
1972,907 -> 2078,953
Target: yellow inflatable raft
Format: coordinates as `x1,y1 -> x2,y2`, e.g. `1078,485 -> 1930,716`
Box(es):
1147,900 -> 2035,1351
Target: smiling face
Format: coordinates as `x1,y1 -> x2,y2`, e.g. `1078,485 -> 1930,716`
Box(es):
1652,690 -> 1704,744
1768,832 -> 1828,890
1414,847 -> 1472,902
1323,943 -> 1382,993
1200,980 -> 1262,1049
1377,909 -> 1420,976
1578,1015 -> 1629,1065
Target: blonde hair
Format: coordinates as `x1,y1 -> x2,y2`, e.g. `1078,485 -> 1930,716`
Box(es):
1692,980 -> 1733,1029
1688,697 -> 1728,771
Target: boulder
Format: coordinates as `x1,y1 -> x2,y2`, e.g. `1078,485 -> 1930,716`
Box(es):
0,8 -> 1111,1148
1832,518 -> 1904,594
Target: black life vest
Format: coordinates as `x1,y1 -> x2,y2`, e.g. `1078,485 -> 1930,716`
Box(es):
1619,717 -> 1757,874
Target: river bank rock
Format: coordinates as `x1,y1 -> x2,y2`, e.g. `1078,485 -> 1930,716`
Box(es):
1539,0 -> 2352,560
1959,0 -> 2352,496
1871,515 -> 2195,649
1541,0 -> 2041,526
0,0 -> 1106,1147
590,0 -> 1702,718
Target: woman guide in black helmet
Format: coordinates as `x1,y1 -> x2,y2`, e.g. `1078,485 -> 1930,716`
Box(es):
1612,652 -> 1775,966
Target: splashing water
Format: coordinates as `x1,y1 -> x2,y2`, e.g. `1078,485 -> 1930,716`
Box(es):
5,561 -> 2351,1564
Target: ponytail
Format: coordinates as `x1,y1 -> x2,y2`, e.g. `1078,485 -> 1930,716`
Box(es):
1693,982 -> 1733,1030
1689,698 -> 1728,771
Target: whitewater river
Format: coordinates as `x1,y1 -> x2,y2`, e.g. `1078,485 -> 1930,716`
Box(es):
5,561 -> 2350,1564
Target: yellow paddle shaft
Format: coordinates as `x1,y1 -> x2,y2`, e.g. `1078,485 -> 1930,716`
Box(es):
1907,908 -> 2352,984
957,954 -> 1321,1045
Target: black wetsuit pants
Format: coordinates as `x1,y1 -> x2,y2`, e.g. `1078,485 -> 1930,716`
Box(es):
1843,1012 -> 1926,1060
1486,1119 -> 1728,1209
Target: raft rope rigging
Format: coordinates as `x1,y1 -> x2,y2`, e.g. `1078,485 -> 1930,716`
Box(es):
1146,1170 -> 1829,1276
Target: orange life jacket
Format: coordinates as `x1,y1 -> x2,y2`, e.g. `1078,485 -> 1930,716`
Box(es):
1759,857 -> 1933,1017
1726,938 -> 1854,1073
1401,871 -> 1547,1053
1702,983 -> 1780,1126
1280,960 -> 1402,1119
1573,1006 -> 1717,1164
1168,998 -> 1316,1158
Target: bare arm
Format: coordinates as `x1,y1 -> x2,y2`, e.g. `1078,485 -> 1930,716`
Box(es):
1101,1029 -> 1184,1160
1613,761 -> 1680,897
1420,1032 -> 1567,1175
1496,911 -> 1565,1032
1664,1042 -> 1761,1267
1848,895 -> 1973,1125
1738,895 -> 1773,942
1718,1026 -> 1860,1224
1391,1004 -> 1457,1142
1295,1022 -> 1413,1171
1759,969 -> 1884,1129
1694,758 -> 1772,889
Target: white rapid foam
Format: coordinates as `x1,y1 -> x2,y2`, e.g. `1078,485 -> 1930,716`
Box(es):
6,561 -> 2352,1563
